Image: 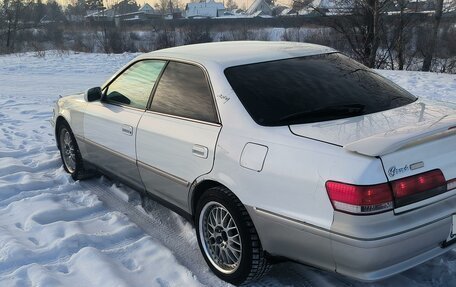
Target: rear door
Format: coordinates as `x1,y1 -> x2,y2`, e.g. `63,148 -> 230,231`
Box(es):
82,60 -> 166,190
136,61 -> 221,212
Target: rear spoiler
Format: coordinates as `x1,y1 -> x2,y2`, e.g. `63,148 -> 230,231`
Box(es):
344,114 -> 456,157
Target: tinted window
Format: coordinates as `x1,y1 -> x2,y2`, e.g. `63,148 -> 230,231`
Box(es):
224,53 -> 416,126
105,60 -> 166,109
150,62 -> 217,123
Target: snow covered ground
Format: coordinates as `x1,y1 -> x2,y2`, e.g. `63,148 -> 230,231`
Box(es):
0,51 -> 455,287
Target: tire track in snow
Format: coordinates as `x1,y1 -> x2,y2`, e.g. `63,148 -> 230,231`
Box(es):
0,53 -> 202,287
80,179 -> 347,287
0,92 -> 201,286
80,179 -> 233,287
81,171 -> 456,287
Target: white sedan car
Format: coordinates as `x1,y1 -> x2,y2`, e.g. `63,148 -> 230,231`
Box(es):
51,41 -> 456,285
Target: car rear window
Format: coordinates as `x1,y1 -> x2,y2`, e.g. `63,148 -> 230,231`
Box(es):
224,53 -> 416,126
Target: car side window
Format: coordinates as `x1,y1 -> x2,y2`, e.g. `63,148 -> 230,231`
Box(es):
150,61 -> 218,123
105,60 -> 166,109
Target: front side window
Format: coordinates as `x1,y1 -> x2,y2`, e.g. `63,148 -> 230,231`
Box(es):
150,61 -> 218,123
224,53 -> 417,126
105,60 -> 166,109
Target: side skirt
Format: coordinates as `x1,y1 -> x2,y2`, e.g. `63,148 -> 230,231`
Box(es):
76,135 -> 194,224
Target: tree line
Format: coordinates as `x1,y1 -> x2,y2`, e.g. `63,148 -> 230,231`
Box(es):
1,0 -> 455,73
290,0 -> 455,71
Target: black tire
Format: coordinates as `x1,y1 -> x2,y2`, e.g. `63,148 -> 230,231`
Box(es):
195,186 -> 271,285
57,121 -> 93,180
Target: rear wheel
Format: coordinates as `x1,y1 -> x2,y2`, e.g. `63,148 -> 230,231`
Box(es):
57,122 -> 92,180
195,186 -> 271,285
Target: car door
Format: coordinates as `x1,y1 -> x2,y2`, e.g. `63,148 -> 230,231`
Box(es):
82,60 -> 167,190
136,61 -> 221,212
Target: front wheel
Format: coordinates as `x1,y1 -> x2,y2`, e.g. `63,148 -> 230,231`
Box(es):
57,122 -> 92,180
195,186 -> 271,285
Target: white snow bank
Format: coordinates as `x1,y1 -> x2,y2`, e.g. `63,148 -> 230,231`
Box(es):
0,51 -> 454,287
377,69 -> 456,104
0,51 -> 201,287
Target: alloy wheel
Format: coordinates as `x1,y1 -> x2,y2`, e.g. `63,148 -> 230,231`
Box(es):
60,128 -> 76,173
199,201 -> 242,274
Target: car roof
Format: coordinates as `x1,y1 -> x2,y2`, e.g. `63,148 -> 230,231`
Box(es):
138,41 -> 337,68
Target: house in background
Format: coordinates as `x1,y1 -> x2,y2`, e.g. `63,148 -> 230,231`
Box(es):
246,0 -> 273,16
185,0 -> 225,18
85,8 -> 116,21
139,3 -> 155,14
114,3 -> 161,22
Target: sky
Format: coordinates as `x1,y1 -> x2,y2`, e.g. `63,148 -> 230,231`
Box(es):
57,0 -> 294,11
55,0 -> 257,11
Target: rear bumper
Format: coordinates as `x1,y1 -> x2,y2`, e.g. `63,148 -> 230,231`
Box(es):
331,214 -> 453,281
248,194 -> 456,281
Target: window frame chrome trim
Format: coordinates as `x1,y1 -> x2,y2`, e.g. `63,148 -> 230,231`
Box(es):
100,59 -> 168,111
145,57 -> 222,125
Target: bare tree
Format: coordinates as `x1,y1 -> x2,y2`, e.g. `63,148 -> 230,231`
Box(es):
225,0 -> 238,10
385,0 -> 420,70
421,0 -> 444,71
183,23 -> 212,44
328,0 -> 392,68
291,0 -> 314,11
2,0 -> 26,52
155,0 -> 180,15
395,0 -> 407,70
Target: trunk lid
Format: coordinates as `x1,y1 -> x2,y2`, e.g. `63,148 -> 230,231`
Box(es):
289,100 -> 455,152
290,100 -> 456,211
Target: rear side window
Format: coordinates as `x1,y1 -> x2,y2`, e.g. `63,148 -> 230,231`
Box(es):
105,60 -> 166,109
150,61 -> 218,123
224,53 -> 416,126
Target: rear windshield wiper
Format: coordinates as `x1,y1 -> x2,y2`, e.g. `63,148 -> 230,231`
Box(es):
279,104 -> 365,124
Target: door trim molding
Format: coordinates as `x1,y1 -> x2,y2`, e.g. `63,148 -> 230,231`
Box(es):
137,160 -> 190,187
76,135 -> 136,164
77,135 -> 190,188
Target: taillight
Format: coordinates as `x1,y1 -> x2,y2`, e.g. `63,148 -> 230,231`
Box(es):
326,170 -> 452,215
448,179 -> 456,191
325,181 -> 393,215
391,169 -> 447,207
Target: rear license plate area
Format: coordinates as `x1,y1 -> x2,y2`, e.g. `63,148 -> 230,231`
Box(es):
441,214 -> 456,248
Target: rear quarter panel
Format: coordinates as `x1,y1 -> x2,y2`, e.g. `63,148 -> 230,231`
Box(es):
206,123 -> 388,230
203,65 -> 388,230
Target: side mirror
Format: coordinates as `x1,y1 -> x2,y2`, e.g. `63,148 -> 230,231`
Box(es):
84,87 -> 102,102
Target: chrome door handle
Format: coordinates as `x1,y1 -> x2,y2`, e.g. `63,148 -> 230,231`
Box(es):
121,124 -> 133,136
192,144 -> 208,159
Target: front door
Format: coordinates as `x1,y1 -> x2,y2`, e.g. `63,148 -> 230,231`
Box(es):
82,60 -> 167,190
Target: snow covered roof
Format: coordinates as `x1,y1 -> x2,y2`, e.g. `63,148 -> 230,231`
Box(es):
138,41 -> 336,69
280,8 -> 291,15
186,0 -> 224,10
86,8 -> 116,18
246,0 -> 272,15
185,0 -> 225,18
139,3 -> 154,13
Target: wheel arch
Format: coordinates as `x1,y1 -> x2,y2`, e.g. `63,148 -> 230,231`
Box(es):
55,115 -> 70,149
190,179 -> 224,216
192,181 -> 272,283
190,179 -> 233,217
